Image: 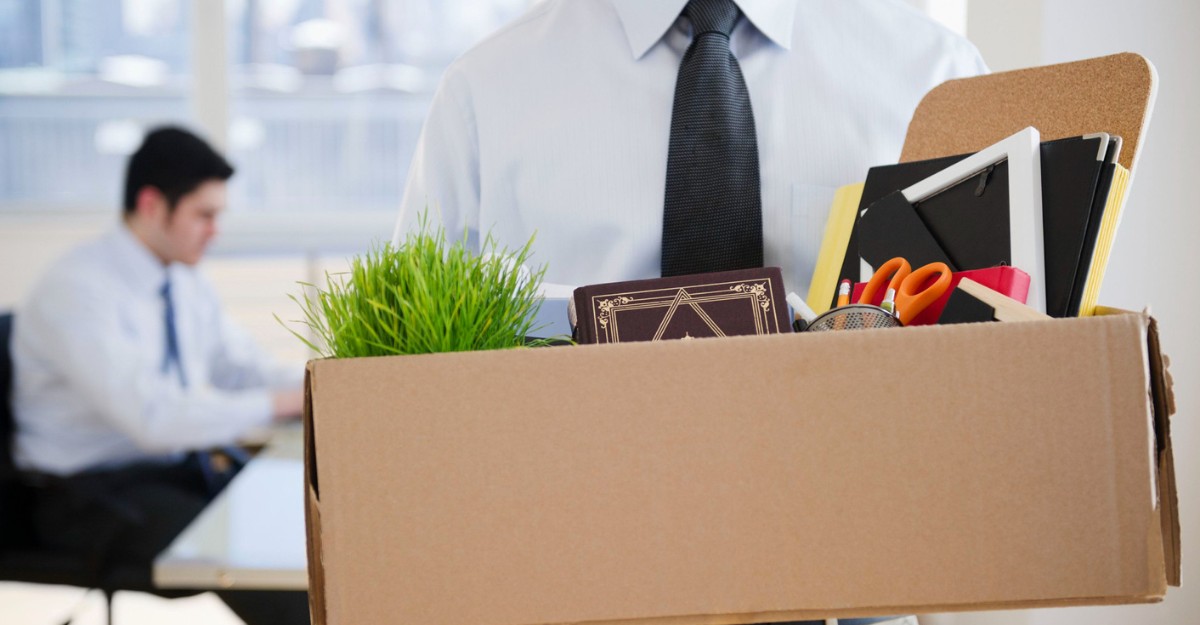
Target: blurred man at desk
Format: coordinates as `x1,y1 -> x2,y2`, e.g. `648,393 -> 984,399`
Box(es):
11,127 -> 309,624
395,1 -> 986,624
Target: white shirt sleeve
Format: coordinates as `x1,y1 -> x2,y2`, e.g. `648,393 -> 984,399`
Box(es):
393,61 -> 482,252
208,312 -> 304,392
952,35 -> 991,77
20,273 -> 275,454
197,276 -> 305,393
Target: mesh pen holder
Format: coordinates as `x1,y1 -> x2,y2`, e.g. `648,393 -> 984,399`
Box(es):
804,303 -> 901,332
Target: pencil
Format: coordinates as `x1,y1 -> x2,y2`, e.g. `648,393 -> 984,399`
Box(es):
836,279 -> 851,307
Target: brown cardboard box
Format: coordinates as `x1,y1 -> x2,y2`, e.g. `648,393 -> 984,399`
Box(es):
303,310 -> 1178,625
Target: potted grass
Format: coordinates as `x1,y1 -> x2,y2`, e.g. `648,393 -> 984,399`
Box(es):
280,215 -> 555,357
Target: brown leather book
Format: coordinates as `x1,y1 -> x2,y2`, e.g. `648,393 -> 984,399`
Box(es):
571,268 -> 791,344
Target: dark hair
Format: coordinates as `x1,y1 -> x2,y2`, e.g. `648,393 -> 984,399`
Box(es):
122,126 -> 235,215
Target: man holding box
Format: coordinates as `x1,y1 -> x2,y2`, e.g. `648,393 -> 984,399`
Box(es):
395,1 -> 987,623
394,0 -> 987,294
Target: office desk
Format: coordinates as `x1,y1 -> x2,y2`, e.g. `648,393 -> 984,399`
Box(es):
153,426 -> 308,590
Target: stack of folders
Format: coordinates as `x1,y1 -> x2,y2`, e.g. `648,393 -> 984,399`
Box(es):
808,133 -> 1131,318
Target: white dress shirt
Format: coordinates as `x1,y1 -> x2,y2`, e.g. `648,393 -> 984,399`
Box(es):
12,225 -> 302,476
394,0 -> 988,293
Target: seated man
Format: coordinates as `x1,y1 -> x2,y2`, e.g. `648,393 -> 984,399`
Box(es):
11,126 -> 309,624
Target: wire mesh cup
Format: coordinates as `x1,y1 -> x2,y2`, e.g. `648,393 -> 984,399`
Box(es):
805,304 -> 901,332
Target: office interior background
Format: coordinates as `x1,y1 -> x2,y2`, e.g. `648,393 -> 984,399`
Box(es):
1,0 -> 1196,623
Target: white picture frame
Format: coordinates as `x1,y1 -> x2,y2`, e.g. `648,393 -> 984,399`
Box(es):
859,126 -> 1046,313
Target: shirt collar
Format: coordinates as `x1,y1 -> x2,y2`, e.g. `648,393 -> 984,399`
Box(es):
611,0 -> 796,60
109,223 -> 171,295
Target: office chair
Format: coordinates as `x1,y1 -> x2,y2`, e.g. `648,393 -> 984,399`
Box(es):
0,311 -> 152,624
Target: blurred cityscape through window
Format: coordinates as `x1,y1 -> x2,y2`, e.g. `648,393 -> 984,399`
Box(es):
0,0 -> 527,215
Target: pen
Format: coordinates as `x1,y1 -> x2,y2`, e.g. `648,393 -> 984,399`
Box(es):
836,279 -> 851,307
786,292 -> 817,332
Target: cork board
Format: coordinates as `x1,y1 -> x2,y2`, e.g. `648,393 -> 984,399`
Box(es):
901,53 -> 1156,172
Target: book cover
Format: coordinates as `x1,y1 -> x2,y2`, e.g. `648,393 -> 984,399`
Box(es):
572,268 -> 791,344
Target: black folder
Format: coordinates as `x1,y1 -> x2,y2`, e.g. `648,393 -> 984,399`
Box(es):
837,134 -> 1116,317
1065,138 -> 1120,315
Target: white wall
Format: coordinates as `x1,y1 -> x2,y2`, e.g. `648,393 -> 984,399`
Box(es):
928,1 -> 1200,624
966,0 -> 1041,73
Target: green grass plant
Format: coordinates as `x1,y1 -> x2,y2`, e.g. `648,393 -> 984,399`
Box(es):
279,216 -> 550,358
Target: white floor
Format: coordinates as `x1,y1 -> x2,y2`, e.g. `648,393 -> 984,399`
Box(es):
0,585 -> 926,625
0,582 -> 243,625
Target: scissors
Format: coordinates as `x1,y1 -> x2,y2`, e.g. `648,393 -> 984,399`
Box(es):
858,257 -> 953,326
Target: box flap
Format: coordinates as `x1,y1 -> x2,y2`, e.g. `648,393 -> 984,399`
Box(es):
303,363 -> 328,624
308,314 -> 1167,625
1095,307 -> 1181,586
1145,316 -> 1181,586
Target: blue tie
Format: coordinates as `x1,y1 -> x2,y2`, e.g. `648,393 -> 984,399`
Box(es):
162,277 -> 249,492
160,278 -> 187,387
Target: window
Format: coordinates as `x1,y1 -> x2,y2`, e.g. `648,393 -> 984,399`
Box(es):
0,0 -> 191,210
0,0 -> 527,251
224,0 -> 526,216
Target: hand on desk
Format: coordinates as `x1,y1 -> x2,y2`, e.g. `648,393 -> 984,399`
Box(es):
272,388 -> 305,423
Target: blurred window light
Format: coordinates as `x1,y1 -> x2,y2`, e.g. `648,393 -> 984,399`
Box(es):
122,0 -> 183,37
98,54 -> 170,87
237,63 -> 304,93
0,0 -> 190,210
2,0 -> 527,231
0,68 -> 66,94
94,119 -> 145,155
229,116 -> 266,152
225,0 -> 527,219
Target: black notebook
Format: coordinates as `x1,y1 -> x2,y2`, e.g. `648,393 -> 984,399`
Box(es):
838,134 -> 1117,317
1065,137 -> 1121,316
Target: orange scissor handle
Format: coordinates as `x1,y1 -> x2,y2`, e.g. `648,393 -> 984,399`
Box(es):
858,257 -> 911,306
895,261 -> 953,325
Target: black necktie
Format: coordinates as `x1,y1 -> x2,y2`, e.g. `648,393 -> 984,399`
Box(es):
161,278 -> 187,387
661,0 -> 763,277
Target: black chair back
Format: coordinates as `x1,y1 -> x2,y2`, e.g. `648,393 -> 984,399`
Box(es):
0,311 -> 151,598
0,311 -> 45,556
1,312 -> 15,480
0,312 -> 36,551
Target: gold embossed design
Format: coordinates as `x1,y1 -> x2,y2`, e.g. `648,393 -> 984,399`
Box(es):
596,296 -> 633,330
588,280 -> 778,343
730,282 -> 770,312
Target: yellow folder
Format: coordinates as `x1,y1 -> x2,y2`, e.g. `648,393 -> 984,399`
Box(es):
1079,164 -> 1131,316
806,182 -> 864,314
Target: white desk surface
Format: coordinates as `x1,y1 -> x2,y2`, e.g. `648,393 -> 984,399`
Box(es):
153,425 -> 308,590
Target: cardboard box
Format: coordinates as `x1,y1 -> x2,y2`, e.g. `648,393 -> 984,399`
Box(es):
304,310 -> 1178,625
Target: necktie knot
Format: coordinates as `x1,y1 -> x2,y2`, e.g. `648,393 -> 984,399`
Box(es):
685,0 -> 740,38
